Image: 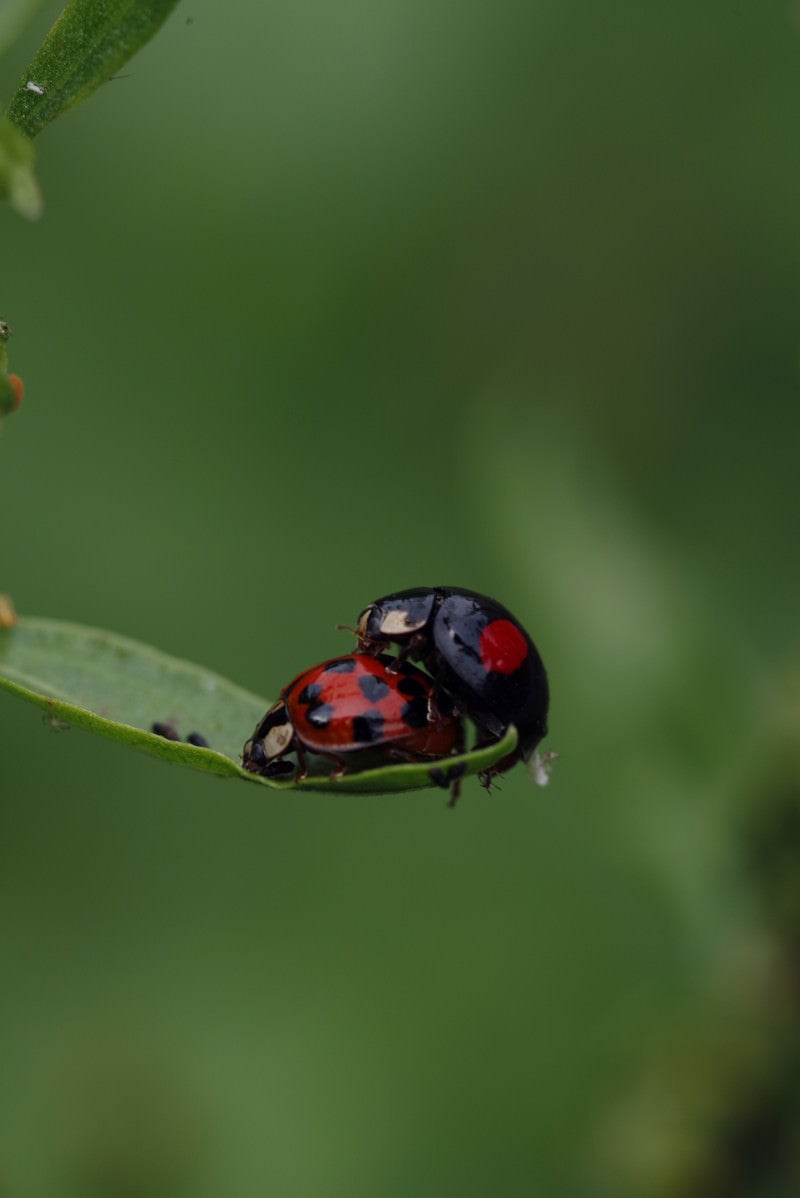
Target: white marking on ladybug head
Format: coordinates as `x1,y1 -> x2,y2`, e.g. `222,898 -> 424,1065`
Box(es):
263,720 -> 293,759
381,608 -> 425,636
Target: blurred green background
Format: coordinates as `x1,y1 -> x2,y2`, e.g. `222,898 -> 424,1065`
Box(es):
2,2 -> 800,1194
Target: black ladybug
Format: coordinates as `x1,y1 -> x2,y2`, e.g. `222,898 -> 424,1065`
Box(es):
355,587 -> 548,771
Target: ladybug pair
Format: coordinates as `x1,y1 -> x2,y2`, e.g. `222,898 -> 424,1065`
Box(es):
242,587 -> 549,800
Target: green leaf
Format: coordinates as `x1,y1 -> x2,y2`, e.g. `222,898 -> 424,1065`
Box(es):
0,617 -> 263,778
0,616 -> 519,795
0,115 -> 42,217
6,0 -> 181,140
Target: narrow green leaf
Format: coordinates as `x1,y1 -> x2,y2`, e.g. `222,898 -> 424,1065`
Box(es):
286,730 -> 519,795
0,616 -> 518,795
0,617 -> 265,778
6,0 -> 181,139
0,115 -> 42,217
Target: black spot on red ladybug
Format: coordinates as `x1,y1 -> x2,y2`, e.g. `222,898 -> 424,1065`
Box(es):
324,658 -> 357,674
298,682 -> 323,704
353,711 -> 384,743
396,675 -> 427,698
401,697 -> 429,728
358,673 -> 390,702
306,702 -> 334,728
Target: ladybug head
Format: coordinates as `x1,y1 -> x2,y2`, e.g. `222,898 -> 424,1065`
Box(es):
242,701 -> 294,773
242,738 -> 266,772
356,591 -> 436,649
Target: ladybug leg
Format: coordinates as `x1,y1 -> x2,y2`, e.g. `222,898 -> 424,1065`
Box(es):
426,690 -> 441,724
354,632 -> 384,655
428,683 -> 461,726
325,752 -> 349,779
478,767 -> 501,792
294,742 -> 308,781
385,632 -> 428,673
385,746 -> 419,764
385,651 -> 404,673
429,762 -> 466,806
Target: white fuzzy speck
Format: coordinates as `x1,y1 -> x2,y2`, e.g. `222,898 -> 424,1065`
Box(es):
528,749 -> 559,787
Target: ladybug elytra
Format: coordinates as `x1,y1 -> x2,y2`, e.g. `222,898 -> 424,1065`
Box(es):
242,653 -> 464,788
355,587 -> 548,771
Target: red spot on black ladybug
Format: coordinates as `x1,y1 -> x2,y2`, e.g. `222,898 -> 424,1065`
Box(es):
479,619 -> 528,675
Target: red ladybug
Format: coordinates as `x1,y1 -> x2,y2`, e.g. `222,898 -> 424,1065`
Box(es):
354,587 -> 548,772
242,654 -> 464,786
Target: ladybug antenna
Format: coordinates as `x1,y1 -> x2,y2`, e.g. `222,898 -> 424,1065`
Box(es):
335,623 -> 356,635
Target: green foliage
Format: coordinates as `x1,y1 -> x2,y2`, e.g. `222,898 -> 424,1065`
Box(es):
0,115 -> 40,218
6,0 -> 181,139
1,0 -> 181,215
4,2 -> 798,1192
0,0 -> 47,59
